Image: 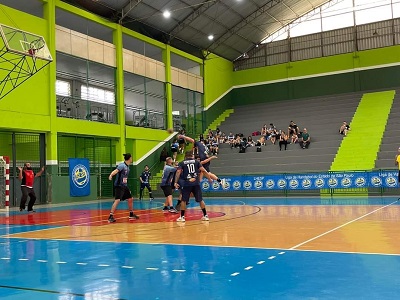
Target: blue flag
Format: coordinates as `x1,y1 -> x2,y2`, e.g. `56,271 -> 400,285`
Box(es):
69,158 -> 90,197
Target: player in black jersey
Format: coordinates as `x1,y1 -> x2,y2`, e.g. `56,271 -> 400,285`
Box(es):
139,165 -> 154,201
174,150 -> 212,222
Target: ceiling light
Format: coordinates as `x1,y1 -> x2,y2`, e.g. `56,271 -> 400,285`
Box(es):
163,10 -> 171,18
208,34 -> 214,41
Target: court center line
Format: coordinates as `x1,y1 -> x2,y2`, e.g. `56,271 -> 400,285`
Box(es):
289,199 -> 399,250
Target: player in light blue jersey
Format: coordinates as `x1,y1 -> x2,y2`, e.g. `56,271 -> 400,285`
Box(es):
107,153 -> 139,223
160,157 -> 178,213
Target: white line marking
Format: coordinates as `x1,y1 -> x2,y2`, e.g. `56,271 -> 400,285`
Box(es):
257,261 -> 265,265
1,257 -> 10,260
244,266 -> 253,270
56,261 -> 67,264
146,267 -> 159,271
37,260 -> 47,263
98,264 -> 110,267
18,258 -> 28,261
231,272 -> 240,276
268,256 -> 276,260
104,279 -> 120,283
278,252 -> 285,255
290,200 -> 398,250
200,271 -> 215,275
122,266 -> 133,269
172,269 -> 186,272
76,262 -> 87,265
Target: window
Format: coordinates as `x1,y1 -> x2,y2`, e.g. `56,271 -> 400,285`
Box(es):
55,79 -> 71,97
81,85 -> 115,104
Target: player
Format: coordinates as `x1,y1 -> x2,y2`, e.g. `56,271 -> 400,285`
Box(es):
160,157 -> 178,213
139,165 -> 154,201
18,163 -> 45,212
174,150 -> 212,222
108,153 -> 139,223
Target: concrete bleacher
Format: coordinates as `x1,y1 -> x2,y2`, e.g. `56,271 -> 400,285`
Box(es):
211,92 -> 364,174
375,90 -> 400,169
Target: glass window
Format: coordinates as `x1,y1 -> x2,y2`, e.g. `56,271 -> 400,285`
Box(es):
81,85 -> 115,104
55,79 -> 71,96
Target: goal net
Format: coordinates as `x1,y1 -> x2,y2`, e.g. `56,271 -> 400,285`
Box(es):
0,156 -> 10,212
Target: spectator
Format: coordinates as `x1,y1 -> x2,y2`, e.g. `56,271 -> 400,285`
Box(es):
247,136 -> 255,147
219,132 -> 227,144
239,137 -> 248,153
267,123 -> 277,144
279,131 -> 289,151
261,124 -> 268,136
288,121 -> 300,138
299,128 -> 311,149
211,138 -> 219,155
257,135 -> 266,146
171,139 -> 179,161
227,132 -> 235,145
339,121 -> 350,136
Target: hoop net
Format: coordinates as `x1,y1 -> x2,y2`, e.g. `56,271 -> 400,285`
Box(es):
0,156 -> 10,212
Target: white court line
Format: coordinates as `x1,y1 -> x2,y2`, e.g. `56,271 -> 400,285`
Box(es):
290,200 -> 399,250
244,266 -> 253,270
257,261 -> 265,264
200,271 -> 215,275
268,256 -> 276,260
230,272 -> 240,276
172,269 -> 186,272
146,267 -> 159,271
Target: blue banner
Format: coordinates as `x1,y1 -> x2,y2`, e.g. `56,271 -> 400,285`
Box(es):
69,158 -> 90,197
201,170 -> 399,192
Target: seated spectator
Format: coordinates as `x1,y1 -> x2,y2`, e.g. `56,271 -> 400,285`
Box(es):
299,128 -> 311,149
261,124 -> 268,136
239,137 -> 248,153
207,129 -> 214,139
199,133 -> 204,141
288,121 -> 300,138
247,136 -> 255,147
267,123 -> 277,144
290,131 -> 299,144
257,136 -> 266,146
279,131 -> 289,151
232,135 -> 242,148
211,138 -> 219,155
339,121 -> 350,136
219,132 -> 227,144
227,132 -> 235,144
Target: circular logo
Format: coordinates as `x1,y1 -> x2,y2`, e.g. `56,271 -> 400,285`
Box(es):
243,180 -> 252,190
266,179 -> 275,189
254,180 -> 263,190
223,181 -> 230,190
341,177 -> 352,188
328,178 -> 338,188
371,176 -> 382,187
355,177 -> 366,187
289,179 -> 298,189
72,164 -> 89,188
233,180 -> 241,190
302,179 -> 311,189
315,178 -> 325,188
277,179 -> 286,189
202,181 -> 210,190
212,181 -> 220,190
386,176 -> 397,187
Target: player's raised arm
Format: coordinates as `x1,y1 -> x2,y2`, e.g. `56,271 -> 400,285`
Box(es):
179,134 -> 194,144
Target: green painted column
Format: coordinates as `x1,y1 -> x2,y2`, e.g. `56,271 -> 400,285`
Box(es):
44,0 -> 58,203
113,24 -> 126,163
163,45 -> 173,130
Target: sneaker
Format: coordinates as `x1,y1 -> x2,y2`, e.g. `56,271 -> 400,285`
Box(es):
169,208 -> 178,213
108,215 -> 116,223
162,206 -> 169,212
129,212 -> 139,220
201,215 -> 209,221
220,178 -> 226,187
28,210 -> 36,213
176,216 -> 185,222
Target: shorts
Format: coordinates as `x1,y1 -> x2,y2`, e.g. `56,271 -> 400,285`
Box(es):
201,162 -> 210,172
181,185 -> 203,203
114,186 -> 132,200
161,185 -> 173,197
140,183 -> 151,190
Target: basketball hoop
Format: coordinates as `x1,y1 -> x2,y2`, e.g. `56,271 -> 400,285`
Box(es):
27,38 -> 45,59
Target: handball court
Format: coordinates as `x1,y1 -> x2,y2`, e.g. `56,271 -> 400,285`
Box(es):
1,197 -> 400,299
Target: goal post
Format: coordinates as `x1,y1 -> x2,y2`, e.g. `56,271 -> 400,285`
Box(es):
0,156 -> 10,212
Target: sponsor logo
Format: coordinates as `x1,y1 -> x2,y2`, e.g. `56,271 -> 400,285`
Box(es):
289,179 -> 298,189
371,176 -> 382,187
212,181 -> 220,190
266,179 -> 275,189
328,178 -> 338,188
202,181 -> 210,190
315,178 -> 325,188
223,181 -> 231,190
355,177 -> 366,187
233,180 -> 241,190
277,179 -> 286,189
72,164 -> 89,188
341,177 -> 351,188
385,176 -> 397,187
243,180 -> 252,190
302,179 -> 311,189
254,180 -> 263,190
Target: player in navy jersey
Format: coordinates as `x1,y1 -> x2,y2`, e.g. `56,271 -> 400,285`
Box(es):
107,153 -> 139,223
174,150 -> 212,222
139,165 -> 154,201
160,157 -> 178,213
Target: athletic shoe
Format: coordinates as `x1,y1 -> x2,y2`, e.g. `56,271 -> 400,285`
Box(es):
162,206 -> 169,212
28,210 -> 36,213
129,212 -> 139,220
169,208 -> 178,213
108,215 -> 116,223
201,215 -> 209,221
220,178 -> 226,187
176,216 -> 185,222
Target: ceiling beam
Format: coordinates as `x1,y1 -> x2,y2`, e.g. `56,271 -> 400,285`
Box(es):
120,0 -> 143,23
208,0 -> 282,52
